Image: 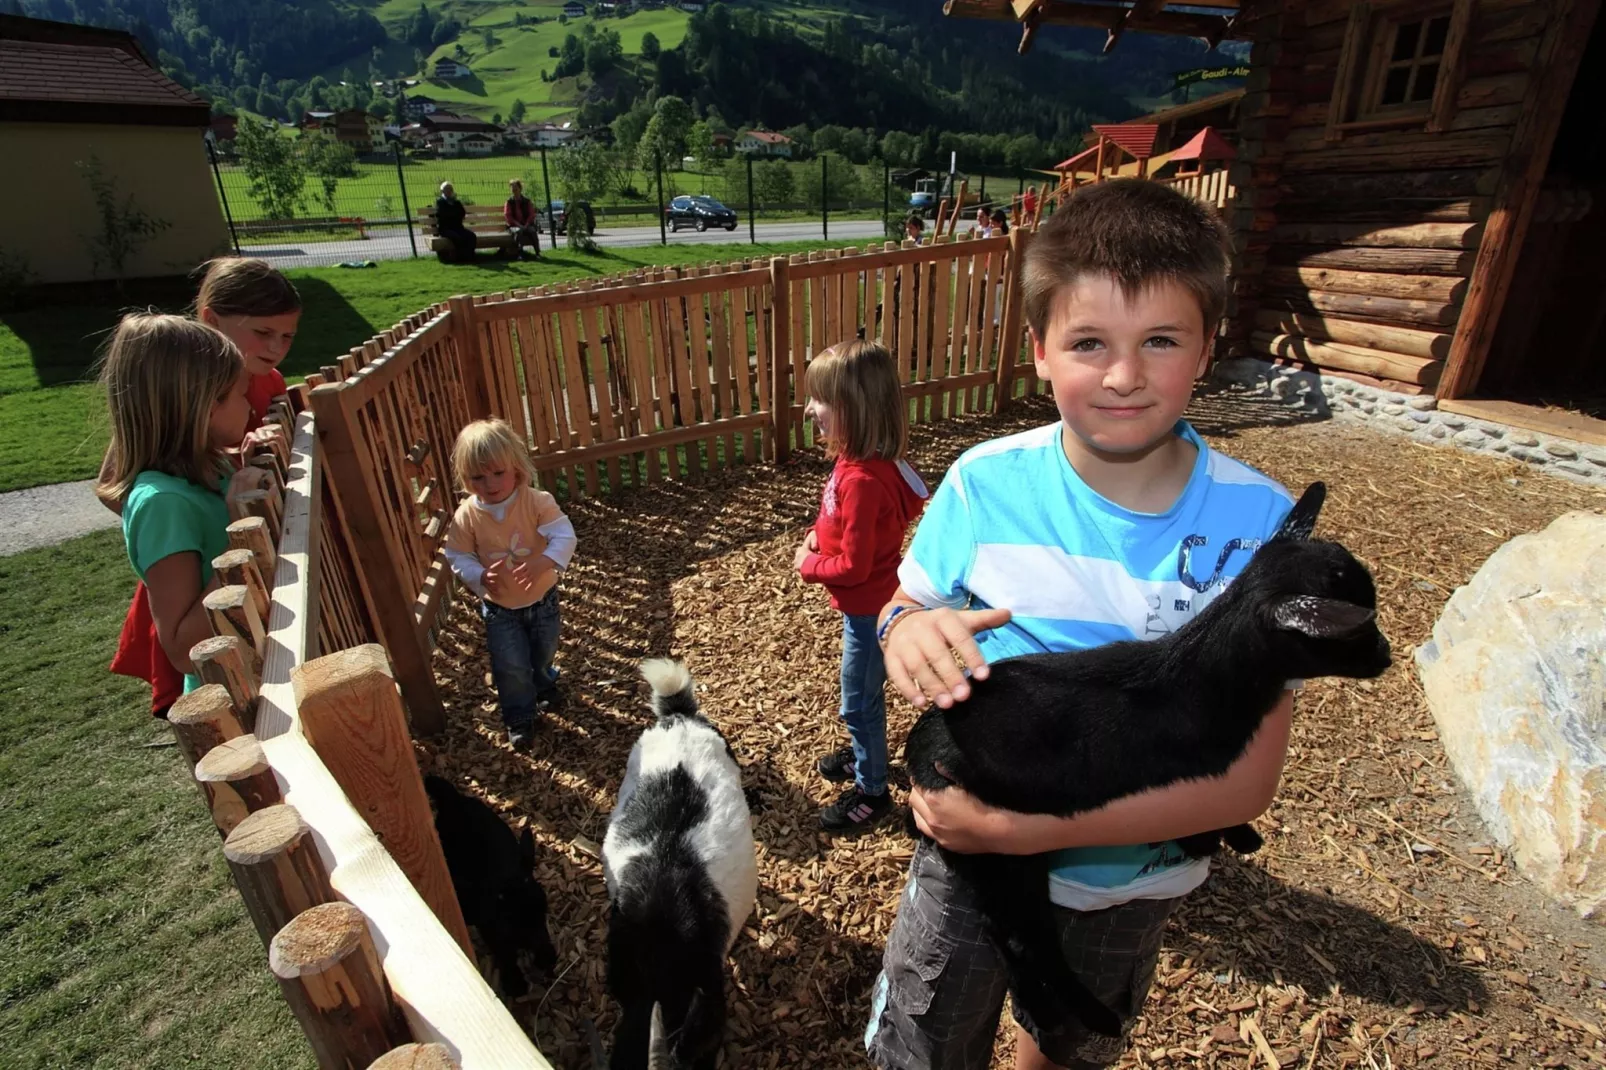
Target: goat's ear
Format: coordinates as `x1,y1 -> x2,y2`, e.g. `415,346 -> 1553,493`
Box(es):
518,825 -> 535,869
1271,595 -> 1375,638
1272,483 -> 1326,542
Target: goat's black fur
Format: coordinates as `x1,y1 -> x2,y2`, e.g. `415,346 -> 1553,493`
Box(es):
904,483 -> 1391,1036
424,775 -> 557,999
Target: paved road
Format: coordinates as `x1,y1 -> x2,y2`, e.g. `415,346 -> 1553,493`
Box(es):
246,219 -> 887,270
0,480 -> 120,557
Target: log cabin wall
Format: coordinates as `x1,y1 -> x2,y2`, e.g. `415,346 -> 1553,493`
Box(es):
1226,0 -> 1557,395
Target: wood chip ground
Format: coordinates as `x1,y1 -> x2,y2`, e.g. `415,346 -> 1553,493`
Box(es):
418,388 -> 1606,1069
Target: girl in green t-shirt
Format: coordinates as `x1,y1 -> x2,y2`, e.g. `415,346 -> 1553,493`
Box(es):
96,313 -> 264,698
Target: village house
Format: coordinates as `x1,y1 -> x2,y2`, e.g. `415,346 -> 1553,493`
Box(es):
0,13 -> 229,283
301,107 -> 386,154
432,56 -> 471,81
204,112 -> 238,148
417,112 -> 504,156
510,121 -> 579,149
401,93 -> 445,120
562,1 -> 587,17
946,0 -> 1606,437
737,129 -> 792,157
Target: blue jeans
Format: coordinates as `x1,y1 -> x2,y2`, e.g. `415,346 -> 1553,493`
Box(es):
481,588 -> 561,729
841,612 -> 889,796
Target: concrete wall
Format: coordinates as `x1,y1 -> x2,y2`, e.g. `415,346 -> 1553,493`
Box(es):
0,122 -> 231,284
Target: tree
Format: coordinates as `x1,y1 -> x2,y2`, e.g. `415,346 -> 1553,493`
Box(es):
552,142 -> 613,202
236,118 -> 306,220
1004,133 -> 1045,171
611,101 -> 652,157
76,155 -> 171,284
879,130 -> 922,167
686,120 -> 714,166
584,27 -> 623,78
554,32 -> 584,78
509,99 -> 528,124
482,28 -> 498,51
300,137 -> 357,215
753,159 -> 794,206
636,95 -> 693,169
640,31 -> 660,60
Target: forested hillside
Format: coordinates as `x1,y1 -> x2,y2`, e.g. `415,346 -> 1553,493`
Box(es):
4,0 -> 1243,162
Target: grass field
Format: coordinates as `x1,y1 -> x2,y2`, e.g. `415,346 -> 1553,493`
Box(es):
0,237 -> 856,494
0,529 -> 315,1069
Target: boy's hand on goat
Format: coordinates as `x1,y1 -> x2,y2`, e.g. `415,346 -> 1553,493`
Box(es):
910,784 -> 1057,854
884,606 -> 1012,709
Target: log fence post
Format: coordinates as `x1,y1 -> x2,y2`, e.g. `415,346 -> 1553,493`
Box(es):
227,516 -> 277,576
190,635 -> 260,728
213,548 -> 270,624
448,294 -> 491,421
223,803 -> 336,950
292,644 -> 472,955
269,902 -> 411,1070
368,1043 -> 460,1069
310,383 -> 446,733
769,257 -> 792,464
994,226 -> 1032,412
167,683 -> 246,770
193,734 -> 283,836
203,584 -> 267,661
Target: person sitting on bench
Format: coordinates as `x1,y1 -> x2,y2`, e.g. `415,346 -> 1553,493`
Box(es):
435,182 -> 477,262
504,179 -> 541,261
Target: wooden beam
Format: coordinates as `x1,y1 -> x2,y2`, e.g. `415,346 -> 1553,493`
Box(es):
1254,309 -> 1452,360
1107,0 -> 1168,53
1250,332 -> 1442,386
1440,0 -> 1603,399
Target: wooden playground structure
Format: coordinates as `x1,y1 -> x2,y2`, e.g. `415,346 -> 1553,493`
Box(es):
162,231 -> 1048,1068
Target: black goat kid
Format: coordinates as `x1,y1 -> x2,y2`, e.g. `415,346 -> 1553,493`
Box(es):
424,775 -> 558,999
904,482 -> 1392,1037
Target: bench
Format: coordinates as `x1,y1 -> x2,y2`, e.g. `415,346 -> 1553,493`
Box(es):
417,204 -> 519,263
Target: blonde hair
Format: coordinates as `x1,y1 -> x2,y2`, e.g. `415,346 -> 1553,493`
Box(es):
95,313 -> 244,505
804,340 -> 906,461
193,257 -> 301,319
452,419 -> 534,491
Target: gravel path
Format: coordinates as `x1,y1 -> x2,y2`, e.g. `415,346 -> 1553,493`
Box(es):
0,480 -> 120,557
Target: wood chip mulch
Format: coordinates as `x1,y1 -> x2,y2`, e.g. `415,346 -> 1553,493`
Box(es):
417,387 -> 1606,1069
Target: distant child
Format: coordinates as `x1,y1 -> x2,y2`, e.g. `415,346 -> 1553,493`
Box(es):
864,179 -> 1298,1070
974,206 -> 993,237
990,206 -> 1011,237
443,419 -> 576,750
101,257 -> 301,714
904,212 -> 926,244
505,178 -> 542,261
794,341 -> 929,833
96,314 -> 267,706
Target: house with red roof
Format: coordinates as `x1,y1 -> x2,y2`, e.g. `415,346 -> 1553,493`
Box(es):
0,13 -> 229,284
737,129 -> 792,158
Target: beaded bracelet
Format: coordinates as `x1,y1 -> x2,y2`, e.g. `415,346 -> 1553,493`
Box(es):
876,604 -> 928,646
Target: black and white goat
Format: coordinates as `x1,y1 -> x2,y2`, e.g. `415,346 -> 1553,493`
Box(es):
904,482 -> 1392,1036
424,775 -> 558,999
601,659 -> 758,1070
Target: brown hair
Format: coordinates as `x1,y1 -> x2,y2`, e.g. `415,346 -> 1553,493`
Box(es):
95,313 -> 244,505
1022,179 -> 1229,339
804,340 -> 906,461
452,418 -> 535,492
192,257 -> 301,319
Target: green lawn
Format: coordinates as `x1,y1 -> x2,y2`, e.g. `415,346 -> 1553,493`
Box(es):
0,238 -> 860,493
0,530 -> 315,1069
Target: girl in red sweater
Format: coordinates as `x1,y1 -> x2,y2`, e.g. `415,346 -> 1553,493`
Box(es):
794,340 -> 928,832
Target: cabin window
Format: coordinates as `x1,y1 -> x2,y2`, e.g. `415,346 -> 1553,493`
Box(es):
1326,0 -> 1472,139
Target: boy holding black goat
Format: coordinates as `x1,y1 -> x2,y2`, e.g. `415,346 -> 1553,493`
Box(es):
864,179 -> 1304,1070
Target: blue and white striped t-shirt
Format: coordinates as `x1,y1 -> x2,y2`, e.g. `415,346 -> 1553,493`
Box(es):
898,420 -> 1295,910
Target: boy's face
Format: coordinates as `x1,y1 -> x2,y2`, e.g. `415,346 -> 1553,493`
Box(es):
1032,275 -> 1210,457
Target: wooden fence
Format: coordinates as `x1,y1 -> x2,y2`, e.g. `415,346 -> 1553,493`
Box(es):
1157,168 -> 1238,212
296,231 -> 1033,731
161,386 -> 549,1068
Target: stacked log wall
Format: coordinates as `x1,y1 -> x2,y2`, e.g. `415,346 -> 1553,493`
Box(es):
1231,0 -> 1552,393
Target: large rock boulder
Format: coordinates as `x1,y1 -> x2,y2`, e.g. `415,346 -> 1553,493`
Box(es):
1416,511 -> 1606,917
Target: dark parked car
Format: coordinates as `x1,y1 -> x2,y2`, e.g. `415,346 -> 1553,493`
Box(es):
666,195 -> 738,232
540,199 -> 595,236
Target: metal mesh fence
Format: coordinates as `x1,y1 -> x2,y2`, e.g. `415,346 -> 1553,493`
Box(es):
205,142 -> 901,269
